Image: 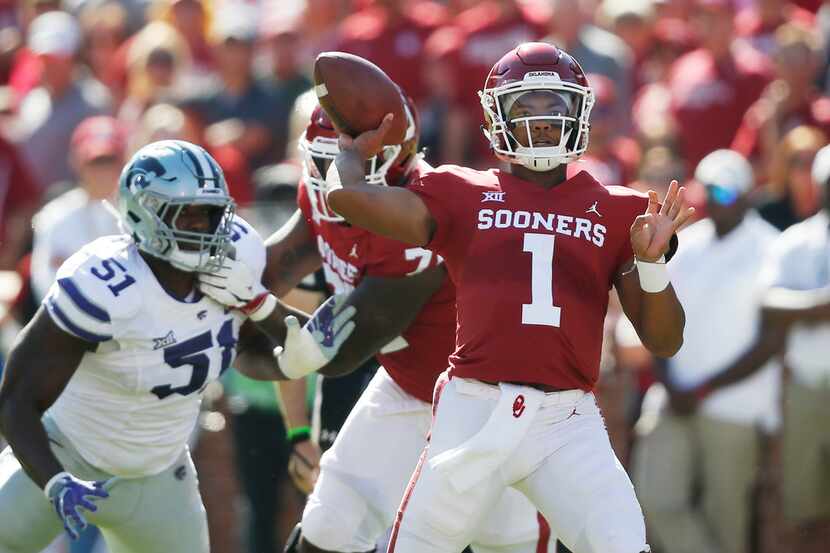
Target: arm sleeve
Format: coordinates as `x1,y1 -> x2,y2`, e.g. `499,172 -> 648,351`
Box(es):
44,261 -> 117,344
406,170 -> 459,256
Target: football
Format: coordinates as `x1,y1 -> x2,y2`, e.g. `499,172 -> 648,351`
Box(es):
313,51 -> 408,144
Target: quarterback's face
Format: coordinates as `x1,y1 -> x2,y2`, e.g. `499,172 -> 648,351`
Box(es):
505,90 -> 574,148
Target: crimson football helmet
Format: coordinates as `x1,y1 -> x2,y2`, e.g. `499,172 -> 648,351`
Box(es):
299,96 -> 420,223
479,42 -> 594,172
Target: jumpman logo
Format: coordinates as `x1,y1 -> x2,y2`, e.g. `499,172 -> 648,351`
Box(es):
585,201 -> 602,218
349,244 -> 358,258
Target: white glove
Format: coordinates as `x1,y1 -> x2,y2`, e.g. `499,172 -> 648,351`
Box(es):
198,254 -> 267,308
275,294 -> 357,379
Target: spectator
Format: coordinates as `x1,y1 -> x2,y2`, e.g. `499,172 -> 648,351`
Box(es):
333,0 -> 448,106
633,149 -> 781,553
732,23 -> 830,177
0,130 -> 39,270
751,144 -> 830,553
667,0 -> 771,172
15,10 -> 111,192
181,2 -> 283,170
147,0 -> 213,80
258,18 -> 313,168
757,125 -> 826,230
547,0 -> 634,132
78,1 -> 129,96
571,73 -> 640,186
735,0 -> 815,58
598,0 -> 656,92
424,0 -> 548,165
118,21 -> 189,129
29,116 -> 124,301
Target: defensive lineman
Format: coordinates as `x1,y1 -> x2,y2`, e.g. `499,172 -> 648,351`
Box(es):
0,140 -> 354,553
326,43 -> 692,553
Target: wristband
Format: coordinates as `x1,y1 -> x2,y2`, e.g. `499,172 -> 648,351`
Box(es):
636,255 -> 670,293
287,425 -> 311,445
245,293 -> 278,322
43,471 -> 71,498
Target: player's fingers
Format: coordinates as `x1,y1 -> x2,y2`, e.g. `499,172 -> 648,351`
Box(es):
645,190 -> 660,215
672,206 -> 696,231
667,187 -> 685,219
332,305 -> 357,332
101,477 -> 120,493
78,498 -> 98,512
333,321 -> 356,348
284,315 -> 300,331
660,180 -> 679,215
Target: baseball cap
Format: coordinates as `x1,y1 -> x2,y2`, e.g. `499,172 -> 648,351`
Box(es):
28,11 -> 81,57
71,116 -> 126,163
213,4 -> 259,43
810,144 -> 830,187
694,149 -> 753,205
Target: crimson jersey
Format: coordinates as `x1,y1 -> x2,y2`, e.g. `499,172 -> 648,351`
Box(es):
297,170 -> 456,403
408,166 -> 648,391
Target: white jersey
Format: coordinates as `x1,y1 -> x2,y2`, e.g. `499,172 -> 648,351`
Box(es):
43,216 -> 264,478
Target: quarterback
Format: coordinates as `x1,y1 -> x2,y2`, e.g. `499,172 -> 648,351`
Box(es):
327,43 -> 693,553
266,101 -> 553,553
0,140 -> 354,553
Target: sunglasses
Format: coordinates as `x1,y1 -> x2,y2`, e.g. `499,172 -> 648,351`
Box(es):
705,185 -> 740,206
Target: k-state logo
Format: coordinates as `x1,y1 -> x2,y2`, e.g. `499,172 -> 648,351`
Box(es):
512,394 -> 526,418
482,191 -> 506,203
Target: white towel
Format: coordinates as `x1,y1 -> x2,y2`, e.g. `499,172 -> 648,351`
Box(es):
428,383 -> 543,493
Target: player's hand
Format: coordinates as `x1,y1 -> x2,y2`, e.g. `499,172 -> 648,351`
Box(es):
197,254 -> 267,309
274,294 -> 357,379
45,472 -> 111,540
288,439 -> 321,495
630,180 -> 696,262
338,113 -> 395,159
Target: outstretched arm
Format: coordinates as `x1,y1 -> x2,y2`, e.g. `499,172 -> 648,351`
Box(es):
616,181 -> 695,358
263,210 -> 322,297
327,114 -> 435,246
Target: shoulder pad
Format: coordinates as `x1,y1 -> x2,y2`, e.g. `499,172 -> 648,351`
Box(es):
229,216 -> 266,280
44,236 -> 141,343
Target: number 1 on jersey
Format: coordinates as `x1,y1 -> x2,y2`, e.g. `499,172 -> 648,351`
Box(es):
522,233 -> 561,327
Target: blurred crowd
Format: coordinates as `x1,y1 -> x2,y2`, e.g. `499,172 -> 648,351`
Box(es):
0,0 -> 829,552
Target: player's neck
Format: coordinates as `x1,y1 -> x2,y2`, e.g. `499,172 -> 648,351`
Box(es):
509,164 -> 567,190
140,252 -> 198,301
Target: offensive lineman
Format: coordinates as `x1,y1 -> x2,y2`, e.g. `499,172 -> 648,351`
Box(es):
0,140 -> 354,553
326,43 -> 693,553
257,101 -> 554,553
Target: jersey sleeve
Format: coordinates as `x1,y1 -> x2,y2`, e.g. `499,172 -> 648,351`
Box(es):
43,240 -> 140,344
407,166 -> 468,256
364,233 -> 443,278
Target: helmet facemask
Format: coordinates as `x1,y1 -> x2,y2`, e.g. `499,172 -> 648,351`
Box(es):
134,190 -> 235,273
480,75 -> 594,171
300,132 -> 402,224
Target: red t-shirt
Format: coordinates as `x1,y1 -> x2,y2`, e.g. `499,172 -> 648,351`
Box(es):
333,3 -> 448,103
296,167 -> 456,402
408,166 -> 647,391
668,47 -> 772,170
